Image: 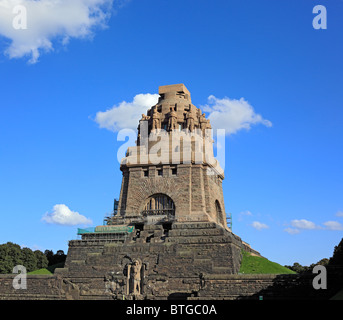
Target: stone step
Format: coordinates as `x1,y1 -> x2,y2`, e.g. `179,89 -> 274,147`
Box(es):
165,235 -> 231,244
169,228 -> 224,237
172,222 -> 217,230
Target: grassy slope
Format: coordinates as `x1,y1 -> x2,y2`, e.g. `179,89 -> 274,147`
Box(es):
239,251 -> 296,274
27,262 -> 64,275
28,253 -> 294,275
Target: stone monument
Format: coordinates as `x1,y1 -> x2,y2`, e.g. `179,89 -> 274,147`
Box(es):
57,84 -> 261,299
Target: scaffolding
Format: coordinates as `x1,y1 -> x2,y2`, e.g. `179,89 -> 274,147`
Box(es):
77,225 -> 134,235
103,199 -> 119,225
77,225 -> 134,242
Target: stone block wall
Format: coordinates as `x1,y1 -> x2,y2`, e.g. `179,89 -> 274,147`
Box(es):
118,164 -> 227,228
0,275 -> 64,300
1,269 -> 341,300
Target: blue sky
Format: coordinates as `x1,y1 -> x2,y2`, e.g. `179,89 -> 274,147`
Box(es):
0,0 -> 342,266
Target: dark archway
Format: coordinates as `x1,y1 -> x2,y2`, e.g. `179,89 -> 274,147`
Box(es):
141,194 -> 175,217
215,200 -> 225,225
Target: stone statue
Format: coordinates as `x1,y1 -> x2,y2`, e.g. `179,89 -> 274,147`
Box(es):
152,108 -> 161,130
126,259 -> 142,295
186,110 -> 195,132
141,114 -> 150,121
205,119 -> 212,140
199,113 -> 207,136
131,259 -> 142,295
168,108 -> 177,131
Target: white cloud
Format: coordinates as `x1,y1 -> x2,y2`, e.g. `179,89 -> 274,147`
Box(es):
323,221 -> 343,231
284,227 -> 301,235
285,217 -> 343,234
95,93 -> 160,132
284,219 -> 322,235
238,210 -> 252,221
290,219 -> 317,230
0,0 -> 113,63
336,211 -> 343,217
240,210 -> 253,216
251,221 -> 269,231
201,95 -> 272,135
42,204 -> 92,226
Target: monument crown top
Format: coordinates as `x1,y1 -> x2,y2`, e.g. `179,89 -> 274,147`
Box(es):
158,84 -> 191,99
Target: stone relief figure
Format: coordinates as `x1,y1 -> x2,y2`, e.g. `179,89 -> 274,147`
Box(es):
168,108 -> 178,131
199,113 -> 207,136
141,114 -> 150,121
104,272 -> 117,294
152,108 -> 161,130
126,258 -> 143,295
186,110 -> 195,132
131,259 -> 142,295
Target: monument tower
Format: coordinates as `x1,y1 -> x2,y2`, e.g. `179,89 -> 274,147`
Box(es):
63,84 -> 259,300
113,83 -> 227,228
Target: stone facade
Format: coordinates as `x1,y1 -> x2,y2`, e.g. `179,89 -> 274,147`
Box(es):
117,83 -> 225,227
50,85 -> 263,299
117,164 -> 226,226
1,267 -> 342,300
60,222 -> 246,299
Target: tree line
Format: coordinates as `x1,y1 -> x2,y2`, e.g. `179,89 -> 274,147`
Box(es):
0,242 -> 66,274
285,238 -> 343,273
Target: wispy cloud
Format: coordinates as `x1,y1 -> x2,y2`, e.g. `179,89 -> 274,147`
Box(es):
284,227 -> 301,235
284,219 -> 318,234
238,210 -> 253,221
251,221 -> 269,231
42,204 -> 92,226
290,219 -> 317,230
284,217 -> 343,234
0,0 -> 114,63
336,211 -> 343,217
201,95 -> 272,135
323,221 -> 343,231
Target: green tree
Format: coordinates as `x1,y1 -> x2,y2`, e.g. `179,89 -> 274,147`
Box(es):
34,250 -> 49,269
0,243 -> 66,274
0,242 -> 23,274
44,250 -> 54,265
44,249 -> 66,266
21,247 -> 38,272
315,258 -> 329,266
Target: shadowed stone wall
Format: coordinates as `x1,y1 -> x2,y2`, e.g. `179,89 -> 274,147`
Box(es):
1,268 -> 342,300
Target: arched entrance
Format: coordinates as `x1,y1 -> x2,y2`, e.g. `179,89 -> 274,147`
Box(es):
141,194 -> 175,217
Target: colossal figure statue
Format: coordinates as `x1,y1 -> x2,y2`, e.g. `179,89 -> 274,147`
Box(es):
152,108 -> 160,130
168,108 -> 178,131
